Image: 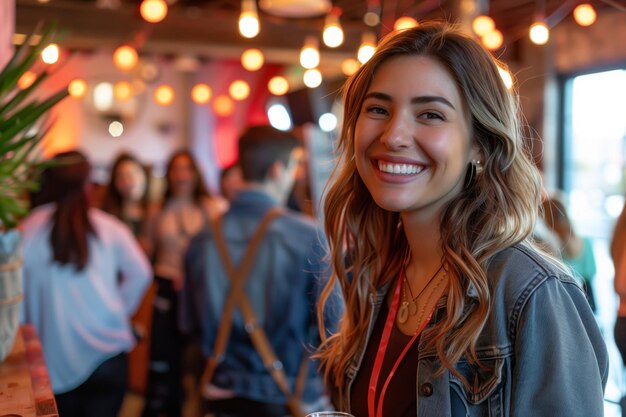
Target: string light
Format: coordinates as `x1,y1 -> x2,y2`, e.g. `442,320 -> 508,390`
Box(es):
323,14 -> 344,48
482,29 -> 503,50
393,16 -> 418,31
241,48 -> 264,71
68,79 -> 88,98
140,0 -> 168,23
17,71 -> 37,90
239,0 -> 260,39
300,36 -> 320,69
113,45 -> 139,71
573,4 -> 597,27
191,84 -> 212,104
213,95 -> 235,117
229,80 -> 250,100
114,81 -> 133,101
41,43 -> 60,64
268,76 -> 289,95
358,32 -> 376,64
472,15 -> 495,37
303,69 -> 322,88
154,84 -> 175,106
529,22 -> 549,45
341,58 -> 360,76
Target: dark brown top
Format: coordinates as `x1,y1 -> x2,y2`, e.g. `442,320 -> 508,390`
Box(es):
350,301 -> 419,417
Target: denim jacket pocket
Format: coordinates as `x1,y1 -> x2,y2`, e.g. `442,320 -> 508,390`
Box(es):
449,351 -> 507,416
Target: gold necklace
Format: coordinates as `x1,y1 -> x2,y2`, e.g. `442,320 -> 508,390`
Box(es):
397,264 -> 444,324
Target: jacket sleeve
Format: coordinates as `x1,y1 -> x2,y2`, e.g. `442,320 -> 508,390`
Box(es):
511,276 -> 608,417
115,220 -> 152,316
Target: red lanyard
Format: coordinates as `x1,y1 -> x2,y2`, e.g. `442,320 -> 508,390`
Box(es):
367,272 -> 439,417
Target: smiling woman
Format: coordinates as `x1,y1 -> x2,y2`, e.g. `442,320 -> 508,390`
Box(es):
315,21 -> 608,417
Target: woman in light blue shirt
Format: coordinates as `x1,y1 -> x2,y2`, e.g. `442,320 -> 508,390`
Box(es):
21,150 -> 152,417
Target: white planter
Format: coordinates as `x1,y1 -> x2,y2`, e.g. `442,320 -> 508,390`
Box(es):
0,229 -> 22,362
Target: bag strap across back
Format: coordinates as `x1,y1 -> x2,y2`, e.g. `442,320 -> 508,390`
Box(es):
200,207 -> 308,417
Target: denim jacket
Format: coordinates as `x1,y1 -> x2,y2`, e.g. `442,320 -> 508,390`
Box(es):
180,190 -> 340,405
338,244 -> 608,417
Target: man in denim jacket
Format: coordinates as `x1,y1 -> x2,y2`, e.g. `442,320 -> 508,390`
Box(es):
180,126 -> 340,416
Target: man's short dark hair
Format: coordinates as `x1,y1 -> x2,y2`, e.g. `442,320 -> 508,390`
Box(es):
238,125 -> 301,182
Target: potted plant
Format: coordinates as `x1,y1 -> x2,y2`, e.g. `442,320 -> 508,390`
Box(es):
0,23 -> 68,361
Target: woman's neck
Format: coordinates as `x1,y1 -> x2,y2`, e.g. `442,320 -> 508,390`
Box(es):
400,211 -> 444,281
122,200 -> 143,219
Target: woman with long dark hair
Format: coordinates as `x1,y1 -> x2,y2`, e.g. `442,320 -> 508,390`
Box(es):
143,149 -> 227,417
20,150 -> 151,417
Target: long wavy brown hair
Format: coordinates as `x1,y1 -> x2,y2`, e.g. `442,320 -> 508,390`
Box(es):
316,22 -> 544,396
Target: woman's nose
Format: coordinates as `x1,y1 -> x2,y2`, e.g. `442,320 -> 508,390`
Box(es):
380,113 -> 413,149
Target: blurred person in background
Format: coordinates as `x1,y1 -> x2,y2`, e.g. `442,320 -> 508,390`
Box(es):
20,150 -> 152,417
101,152 -> 159,397
181,125 -> 338,417
611,199 -> 626,415
542,195 -> 597,312
143,149 -> 227,417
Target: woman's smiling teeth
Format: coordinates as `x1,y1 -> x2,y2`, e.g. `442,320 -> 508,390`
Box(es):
377,160 -> 424,175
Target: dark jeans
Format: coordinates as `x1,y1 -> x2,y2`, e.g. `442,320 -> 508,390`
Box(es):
203,397 -> 290,417
142,277 -> 183,417
55,352 -> 128,417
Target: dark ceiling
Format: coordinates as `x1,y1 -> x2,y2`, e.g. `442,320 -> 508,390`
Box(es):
13,0 -> 616,67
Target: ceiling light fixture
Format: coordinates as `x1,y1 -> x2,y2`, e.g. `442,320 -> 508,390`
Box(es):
357,32 -> 377,64
140,0 -> 168,23
323,9 -> 344,48
241,48 -> 265,71
300,36 -> 320,69
573,3 -> 597,27
239,0 -> 260,39
394,16 -> 419,31
113,45 -> 139,71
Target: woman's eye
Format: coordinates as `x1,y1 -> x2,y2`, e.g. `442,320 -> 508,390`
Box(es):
365,106 -> 388,115
419,112 -> 444,121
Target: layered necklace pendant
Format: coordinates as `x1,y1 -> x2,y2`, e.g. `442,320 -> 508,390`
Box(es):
398,301 -> 410,324
397,263 -> 445,326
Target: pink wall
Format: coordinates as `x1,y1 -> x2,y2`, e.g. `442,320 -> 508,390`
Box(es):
0,0 -> 14,69
37,51 -> 277,191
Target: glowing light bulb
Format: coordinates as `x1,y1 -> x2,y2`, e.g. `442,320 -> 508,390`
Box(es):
41,43 -> 59,64
213,95 -> 235,117
140,0 -> 168,23
300,37 -> 320,69
482,29 -> 503,50
113,45 -> 139,71
472,15 -> 495,37
114,81 -> 133,101
239,0 -> 260,38
394,16 -> 418,31
68,79 -> 87,98
303,69 -> 322,88
529,22 -> 549,45
268,76 -> 289,95
109,121 -> 124,138
241,48 -> 264,71
573,4 -> 596,27
358,32 -> 376,64
341,58 -> 360,76
229,80 -> 250,101
323,15 -> 344,48
18,71 -> 37,90
191,84 -> 212,104
154,85 -> 175,106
